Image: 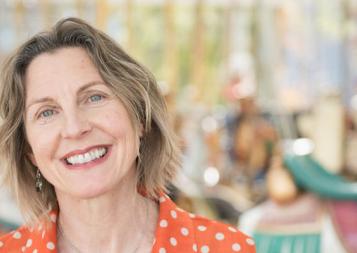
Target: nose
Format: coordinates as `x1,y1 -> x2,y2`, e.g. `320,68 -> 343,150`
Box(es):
61,108 -> 92,139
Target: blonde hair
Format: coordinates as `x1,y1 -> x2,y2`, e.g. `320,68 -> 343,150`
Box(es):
0,17 -> 181,223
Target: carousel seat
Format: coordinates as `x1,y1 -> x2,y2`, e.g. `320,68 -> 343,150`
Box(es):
284,154 -> 357,200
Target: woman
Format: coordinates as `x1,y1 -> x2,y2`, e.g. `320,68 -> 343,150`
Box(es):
0,18 -> 255,253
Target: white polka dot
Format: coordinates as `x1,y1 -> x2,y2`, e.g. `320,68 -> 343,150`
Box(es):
193,244 -> 198,252
33,250 -> 38,253
50,214 -> 57,223
169,237 -> 177,246
160,219 -> 168,228
198,225 -> 207,231
159,196 -> 166,203
246,238 -> 255,245
13,231 -> 21,239
0,241 -> 3,247
170,210 -> 178,219
26,239 -> 33,247
21,246 -> 25,252
232,243 -> 241,251
47,242 -> 55,250
181,227 -> 189,236
215,232 -> 225,240
159,248 -> 166,253
201,245 -> 210,253
228,226 -> 237,232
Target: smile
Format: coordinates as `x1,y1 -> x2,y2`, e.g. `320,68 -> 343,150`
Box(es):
65,147 -> 108,165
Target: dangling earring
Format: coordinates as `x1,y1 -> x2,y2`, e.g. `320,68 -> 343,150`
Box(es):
35,169 -> 43,192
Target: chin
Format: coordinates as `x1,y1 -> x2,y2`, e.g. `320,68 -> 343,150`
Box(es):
60,183 -> 113,200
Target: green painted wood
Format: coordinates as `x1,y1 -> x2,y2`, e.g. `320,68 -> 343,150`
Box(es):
283,154 -> 357,200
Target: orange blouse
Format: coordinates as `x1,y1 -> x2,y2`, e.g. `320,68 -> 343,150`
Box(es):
0,194 -> 256,252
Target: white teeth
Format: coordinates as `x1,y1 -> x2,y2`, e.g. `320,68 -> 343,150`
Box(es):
66,147 -> 107,165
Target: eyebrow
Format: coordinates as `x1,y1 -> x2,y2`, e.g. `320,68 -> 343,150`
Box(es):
25,81 -> 106,111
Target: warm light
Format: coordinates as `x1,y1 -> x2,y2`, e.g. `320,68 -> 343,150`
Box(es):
201,116 -> 218,133
350,94 -> 357,111
292,138 -> 314,156
203,167 -> 220,187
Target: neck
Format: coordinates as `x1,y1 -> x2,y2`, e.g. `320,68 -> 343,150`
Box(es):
55,173 -> 158,253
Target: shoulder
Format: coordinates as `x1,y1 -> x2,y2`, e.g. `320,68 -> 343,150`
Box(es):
190,214 -> 256,253
0,225 -> 32,252
0,220 -> 57,253
155,193 -> 256,253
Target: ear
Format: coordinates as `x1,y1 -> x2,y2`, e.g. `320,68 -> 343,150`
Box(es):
27,153 -> 38,167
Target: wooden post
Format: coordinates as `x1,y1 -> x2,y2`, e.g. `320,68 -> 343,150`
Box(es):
164,0 -> 178,94
39,0 -> 51,28
222,2 -> 233,84
191,0 -> 205,102
96,0 -> 108,31
14,0 -> 25,38
125,0 -> 134,52
75,0 -> 85,18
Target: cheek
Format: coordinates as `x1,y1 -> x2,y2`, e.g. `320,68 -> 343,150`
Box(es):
96,109 -> 130,138
95,109 -> 140,151
30,140 -> 53,166
26,126 -> 60,165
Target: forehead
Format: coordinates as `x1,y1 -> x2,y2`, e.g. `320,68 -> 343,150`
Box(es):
24,47 -> 102,99
25,47 -> 98,82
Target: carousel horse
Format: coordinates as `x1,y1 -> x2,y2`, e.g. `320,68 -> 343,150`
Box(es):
239,154 -> 357,253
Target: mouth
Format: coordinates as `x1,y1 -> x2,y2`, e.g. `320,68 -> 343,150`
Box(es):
62,145 -> 111,168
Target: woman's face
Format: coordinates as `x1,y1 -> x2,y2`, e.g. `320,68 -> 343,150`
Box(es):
24,47 -> 140,199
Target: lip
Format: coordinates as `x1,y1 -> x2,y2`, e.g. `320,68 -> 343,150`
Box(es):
61,144 -> 112,170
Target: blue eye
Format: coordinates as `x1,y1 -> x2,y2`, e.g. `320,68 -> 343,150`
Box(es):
40,109 -> 54,118
89,94 -> 103,102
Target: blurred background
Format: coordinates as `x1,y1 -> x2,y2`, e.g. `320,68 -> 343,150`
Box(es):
1,0 -> 357,252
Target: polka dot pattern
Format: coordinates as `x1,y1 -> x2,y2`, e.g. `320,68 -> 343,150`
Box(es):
228,226 -> 237,233
232,243 -> 241,251
26,239 -> 33,247
50,214 -> 57,223
0,194 -> 255,253
169,237 -> 177,246
0,211 -> 58,252
170,210 -> 178,219
215,232 -> 225,241
46,241 -> 55,250
246,238 -> 255,245
181,227 -> 189,236
13,231 -> 21,239
201,245 -> 210,253
160,219 -> 168,228
198,225 -> 207,232
152,193 -> 256,253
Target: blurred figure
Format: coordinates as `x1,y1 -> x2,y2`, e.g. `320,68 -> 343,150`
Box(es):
224,74 -> 278,202
239,93 -> 357,253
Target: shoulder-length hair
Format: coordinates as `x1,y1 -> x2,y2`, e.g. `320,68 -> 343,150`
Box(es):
0,17 -> 181,223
